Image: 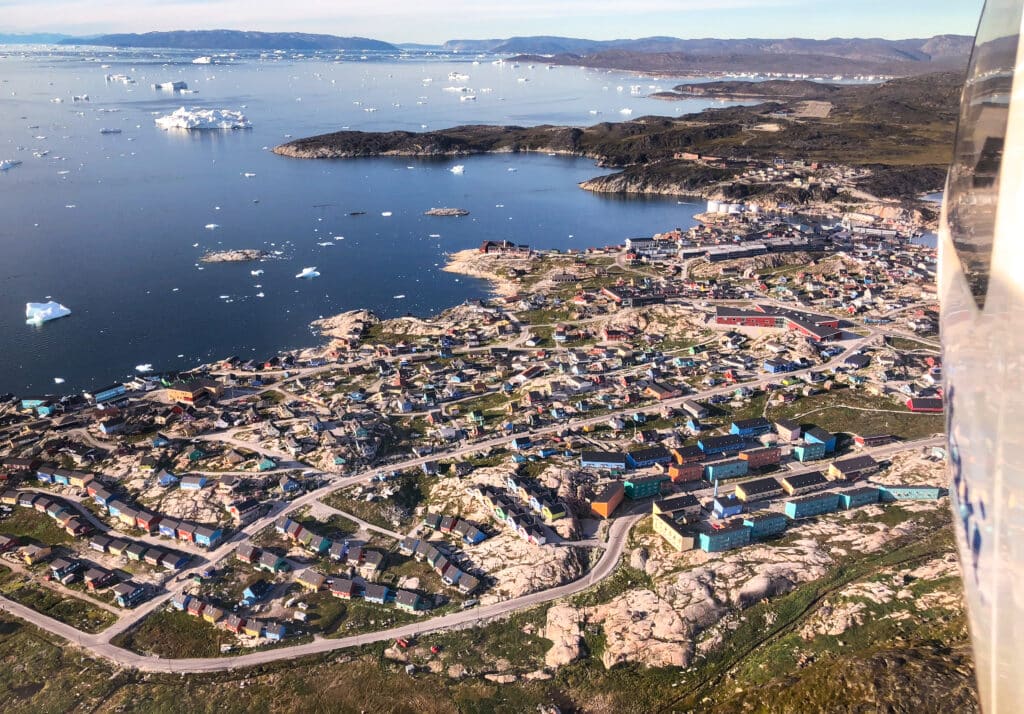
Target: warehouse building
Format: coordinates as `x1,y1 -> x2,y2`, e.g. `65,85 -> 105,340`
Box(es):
784,492 -> 840,519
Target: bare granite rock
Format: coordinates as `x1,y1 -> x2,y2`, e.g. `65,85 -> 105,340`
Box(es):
543,603 -> 584,668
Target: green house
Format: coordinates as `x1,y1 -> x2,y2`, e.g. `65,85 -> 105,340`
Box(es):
624,475 -> 669,500
257,457 -> 277,472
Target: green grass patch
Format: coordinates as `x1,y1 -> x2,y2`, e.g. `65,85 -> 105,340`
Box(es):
0,507 -> 74,545
113,608 -> 228,658
0,566 -> 115,634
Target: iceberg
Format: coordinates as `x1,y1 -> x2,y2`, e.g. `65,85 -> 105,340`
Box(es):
155,107 -> 251,131
152,81 -> 187,91
135,363 -> 154,373
193,56 -> 213,64
26,301 -> 71,325
251,269 -> 264,276
296,267 -> 320,279
53,377 -> 65,384
205,223 -> 220,230
0,159 -> 22,171
449,165 -> 465,175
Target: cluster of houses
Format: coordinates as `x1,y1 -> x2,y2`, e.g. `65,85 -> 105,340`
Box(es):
294,567 -> 427,613
397,535 -> 481,595
468,480 -> 561,546
271,516 -> 387,581
652,476 -> 945,555
1,489 -> 93,538
170,592 -> 286,641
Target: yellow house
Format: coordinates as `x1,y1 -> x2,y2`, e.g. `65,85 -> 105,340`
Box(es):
652,514 -> 695,552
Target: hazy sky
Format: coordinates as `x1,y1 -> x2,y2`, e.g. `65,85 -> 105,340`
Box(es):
0,0 -> 983,43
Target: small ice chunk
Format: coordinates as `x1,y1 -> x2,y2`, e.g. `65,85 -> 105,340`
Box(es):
243,172 -> 256,177
256,292 -> 265,298
53,377 -> 65,384
1,159 -> 23,170
449,165 -> 464,174
251,269 -> 264,276
26,301 -> 71,325
295,267 -> 320,279
393,294 -> 406,299
205,223 -> 219,230
135,363 -> 153,373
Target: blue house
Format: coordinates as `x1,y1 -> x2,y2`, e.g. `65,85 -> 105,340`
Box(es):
704,458 -> 749,482
712,495 -> 744,519
803,427 -> 837,454
20,397 -> 48,411
698,434 -> 746,455
626,446 -> 672,469
242,579 -> 272,605
158,471 -> 179,487
743,512 -> 788,539
87,383 -> 127,404
36,466 -> 56,484
839,487 -> 880,509
194,525 -> 224,548
263,623 -> 286,641
878,485 -> 944,501
793,442 -> 827,462
698,523 -> 751,553
784,492 -> 840,519
763,359 -> 794,374
158,519 -> 180,538
511,436 -> 532,451
729,417 -> 772,437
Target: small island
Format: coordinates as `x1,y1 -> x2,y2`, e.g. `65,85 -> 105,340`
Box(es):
199,249 -> 269,263
424,207 -> 470,216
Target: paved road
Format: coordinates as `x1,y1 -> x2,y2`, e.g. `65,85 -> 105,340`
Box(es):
0,513 -> 641,672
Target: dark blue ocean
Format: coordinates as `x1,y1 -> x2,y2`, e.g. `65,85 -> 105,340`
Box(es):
0,47 -> 730,395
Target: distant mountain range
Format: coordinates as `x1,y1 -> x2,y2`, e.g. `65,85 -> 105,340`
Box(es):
56,30 -> 397,51
0,32 -> 74,44
448,35 -> 974,75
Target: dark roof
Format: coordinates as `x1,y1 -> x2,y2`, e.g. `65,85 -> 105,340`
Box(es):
628,446 -> 671,461
592,482 -> 624,503
782,471 -> 829,490
738,477 -> 784,497
654,494 -> 700,512
699,434 -> 746,450
774,418 -> 800,432
804,426 -> 834,442
732,417 -> 771,430
580,451 -> 627,465
832,455 -> 879,474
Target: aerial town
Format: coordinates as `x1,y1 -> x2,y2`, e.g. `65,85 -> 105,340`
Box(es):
0,190 -> 948,677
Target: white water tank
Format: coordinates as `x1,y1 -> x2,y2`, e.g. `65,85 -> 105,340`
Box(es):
707,200 -> 720,214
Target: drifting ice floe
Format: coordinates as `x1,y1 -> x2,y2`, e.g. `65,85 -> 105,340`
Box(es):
135,363 -> 154,373
0,159 -> 22,170
205,223 -> 220,230
26,301 -> 71,325
251,269 -> 264,276
381,211 -> 393,217
53,377 -> 65,384
393,294 -> 406,299
619,108 -> 633,115
153,81 -> 188,91
155,107 -> 251,130
193,56 -> 213,64
296,267 -> 320,279
450,165 -> 465,174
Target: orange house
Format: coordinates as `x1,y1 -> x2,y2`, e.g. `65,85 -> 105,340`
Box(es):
669,461 -> 704,483
590,482 -> 625,519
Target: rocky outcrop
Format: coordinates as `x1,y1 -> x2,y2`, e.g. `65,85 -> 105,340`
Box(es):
586,589 -> 691,669
199,249 -> 268,263
543,604 -> 584,668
